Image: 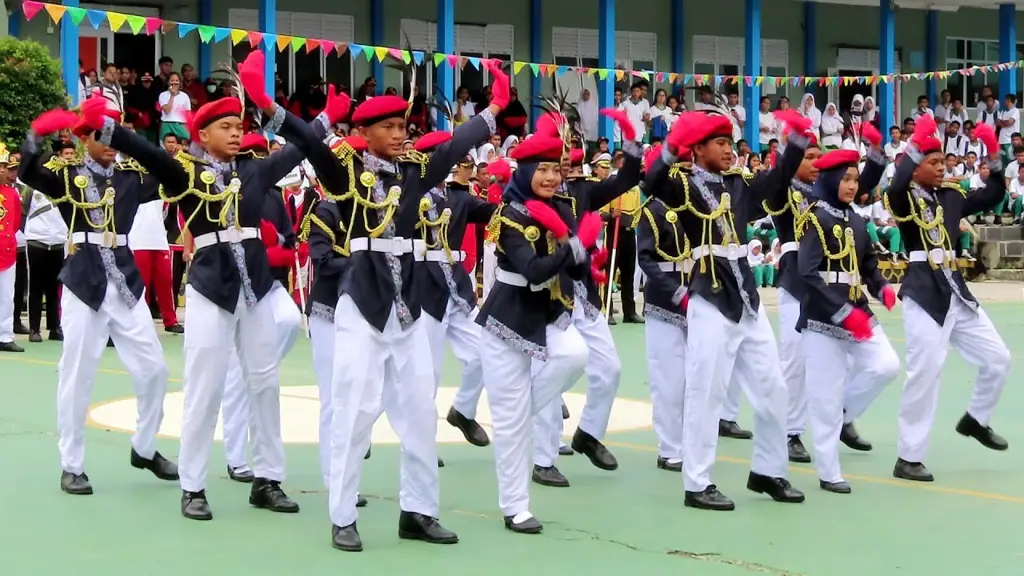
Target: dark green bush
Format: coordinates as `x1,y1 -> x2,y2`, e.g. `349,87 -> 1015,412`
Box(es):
0,37 -> 67,146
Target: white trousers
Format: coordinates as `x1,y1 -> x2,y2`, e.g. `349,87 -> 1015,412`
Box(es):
221,285 -> 301,470
683,295 -> 789,492
57,282 -> 168,474
309,314 -> 335,488
0,265 -> 14,342
533,307 -> 621,466
778,288 -> 808,436
178,286 -> 285,492
481,243 -> 498,302
645,316 -> 686,462
328,295 -> 437,528
898,296 -> 1011,463
422,300 -> 485,412
481,324 -> 588,517
720,377 -> 743,422
804,326 -> 900,483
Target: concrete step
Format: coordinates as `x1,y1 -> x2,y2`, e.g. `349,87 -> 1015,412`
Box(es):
978,239 -> 1024,270
982,269 -> 1024,282
975,224 -> 1024,242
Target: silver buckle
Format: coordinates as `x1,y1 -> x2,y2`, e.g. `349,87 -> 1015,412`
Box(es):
224,228 -> 243,244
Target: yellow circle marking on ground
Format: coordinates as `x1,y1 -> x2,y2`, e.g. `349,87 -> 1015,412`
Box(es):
87,386 -> 654,445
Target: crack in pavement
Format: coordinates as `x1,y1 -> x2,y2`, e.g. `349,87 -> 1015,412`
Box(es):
667,551 -> 806,575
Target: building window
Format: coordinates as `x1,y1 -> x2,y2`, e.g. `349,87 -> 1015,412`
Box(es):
944,37 -> 1010,108
692,36 -> 788,105
551,27 -> 658,104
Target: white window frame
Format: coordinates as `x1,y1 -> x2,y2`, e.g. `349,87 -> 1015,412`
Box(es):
551,27 -> 657,106
80,4 -> 162,75
400,19 -> 515,100
691,35 -> 788,102
944,36 -> 1018,108
227,8 -> 355,96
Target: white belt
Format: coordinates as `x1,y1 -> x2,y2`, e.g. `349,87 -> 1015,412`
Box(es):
350,237 -> 426,260
909,249 -> 956,266
193,227 -> 260,250
424,249 -> 465,263
819,271 -> 861,285
496,268 -> 552,291
691,244 -> 748,261
780,241 -> 798,256
657,260 -> 694,273
70,231 -> 128,248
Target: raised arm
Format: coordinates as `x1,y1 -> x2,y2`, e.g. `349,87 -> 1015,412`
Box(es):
17,136 -> 66,199
643,149 -> 687,207
581,142 -> 643,212
105,120 -> 190,195
859,147 -> 887,197
424,110 -> 495,189
745,131 -> 809,210
883,157 -> 916,219
258,109 -> 317,185
465,193 -> 498,224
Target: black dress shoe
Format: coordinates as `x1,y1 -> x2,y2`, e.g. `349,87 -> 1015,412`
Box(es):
332,523 -> 362,552
955,412 -> 1009,451
60,471 -> 93,495
504,513 -> 543,534
893,458 -> 934,482
49,328 -> 63,341
0,341 -> 24,352
28,331 -> 42,343
788,435 -> 812,463
437,457 -> 445,468
657,457 -> 682,472
227,465 -> 255,483
249,478 -> 300,513
356,493 -> 368,507
819,480 -> 852,494
719,420 -> 753,439
106,337 -> 114,348
398,511 -> 459,544
684,485 -> 735,511
130,448 -> 179,481
607,314 -> 618,325
840,419 -> 872,451
364,446 -> 371,460
181,490 -> 213,520
558,445 -> 574,456
561,403 -> 570,420
446,407 -> 491,447
532,465 -> 569,487
622,312 -> 645,324
746,472 -> 805,503
164,323 -> 185,334
13,322 -> 29,335
571,428 -> 618,470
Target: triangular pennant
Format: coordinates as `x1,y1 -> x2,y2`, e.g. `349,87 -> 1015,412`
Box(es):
349,44 -> 364,58
126,15 -> 146,34
412,51 -> 424,65
334,42 -> 349,56
260,33 -> 276,51
363,47 -> 375,62
67,7 -> 87,26
85,9 -> 106,28
44,4 -> 66,24
231,29 -> 248,45
388,48 -> 403,60
106,12 -> 126,32
247,30 -> 263,47
467,56 -> 480,70
433,52 -> 445,66
21,1 -> 44,21
305,39 -> 321,54
322,42 -> 335,57
177,22 -> 197,38
213,27 -> 231,43
529,63 -> 540,76
615,69 -> 625,81
276,35 -> 292,52
402,50 -> 412,65
290,36 -> 305,52
197,25 -> 215,43
161,21 -> 176,34
513,61 -> 525,74
144,17 -> 162,35
597,68 -> 607,80
374,47 -> 389,62
446,54 -> 459,68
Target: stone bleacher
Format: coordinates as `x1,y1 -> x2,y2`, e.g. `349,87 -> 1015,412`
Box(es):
976,225 -> 1024,282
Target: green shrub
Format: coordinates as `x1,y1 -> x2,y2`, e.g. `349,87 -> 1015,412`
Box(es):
0,37 -> 67,147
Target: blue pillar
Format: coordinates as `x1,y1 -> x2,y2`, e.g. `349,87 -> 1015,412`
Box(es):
371,0 -> 384,94
60,0 -> 80,105
436,0 -> 455,131
999,3 -> 1017,100
925,10 -> 938,106
879,0 -> 895,132
671,0 -> 684,74
8,9 -> 21,37
529,0 -> 542,130
598,0 -> 614,143
744,0 -> 761,152
198,0 -> 212,81
803,0 -> 815,91
259,0 -> 276,100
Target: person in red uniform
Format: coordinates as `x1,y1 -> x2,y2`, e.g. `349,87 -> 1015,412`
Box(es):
0,144 -> 24,352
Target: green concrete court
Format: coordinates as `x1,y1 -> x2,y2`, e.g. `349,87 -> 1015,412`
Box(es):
2,297 -> 1024,576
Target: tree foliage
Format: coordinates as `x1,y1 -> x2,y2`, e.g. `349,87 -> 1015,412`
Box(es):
0,37 -> 67,147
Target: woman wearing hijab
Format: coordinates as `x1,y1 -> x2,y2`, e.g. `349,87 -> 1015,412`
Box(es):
476,135 -> 601,534
799,94 -> 822,140
797,148 -> 900,494
820,103 -> 844,150
501,135 -> 519,157
863,96 -> 878,127
747,239 -> 774,287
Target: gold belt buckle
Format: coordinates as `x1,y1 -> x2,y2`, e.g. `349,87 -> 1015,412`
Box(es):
103,231 -> 116,248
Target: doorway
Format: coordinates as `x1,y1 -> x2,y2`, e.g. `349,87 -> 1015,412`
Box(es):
827,65 -> 902,129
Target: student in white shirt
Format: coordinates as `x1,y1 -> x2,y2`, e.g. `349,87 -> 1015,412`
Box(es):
130,191 -> 184,334
23,186 -> 68,342
158,72 -> 191,140
883,126 -> 907,160
946,98 -> 970,129
976,94 -> 999,129
964,122 -> 987,165
997,94 -> 1020,155
726,92 -> 746,142
911,95 -> 935,126
1006,164 -> 1024,223
968,162 -> 990,191
757,96 -> 777,147
943,120 -> 967,158
820,102 -> 843,149
943,153 -> 965,180
619,82 -> 650,144
933,89 -> 951,134
852,188 -> 888,256
872,197 -> 905,259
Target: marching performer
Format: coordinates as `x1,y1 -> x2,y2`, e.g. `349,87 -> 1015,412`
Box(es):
19,95 -> 180,494
158,52 -> 330,521
644,109 -> 811,511
480,158 -> 511,301
884,115 -> 1011,482
477,134 -> 598,534
291,60 -> 509,551
0,144 -> 24,352
412,132 -> 495,450
531,108 -> 641,488
797,148 -> 900,493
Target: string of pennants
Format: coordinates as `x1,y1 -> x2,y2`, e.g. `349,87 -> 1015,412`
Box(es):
22,0 -> 1024,87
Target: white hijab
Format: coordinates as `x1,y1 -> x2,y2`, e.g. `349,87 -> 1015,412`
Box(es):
475,143 -> 496,164
501,135 -> 519,156
799,93 -> 822,131
821,102 -> 843,135
747,239 -> 765,267
863,96 -> 877,122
